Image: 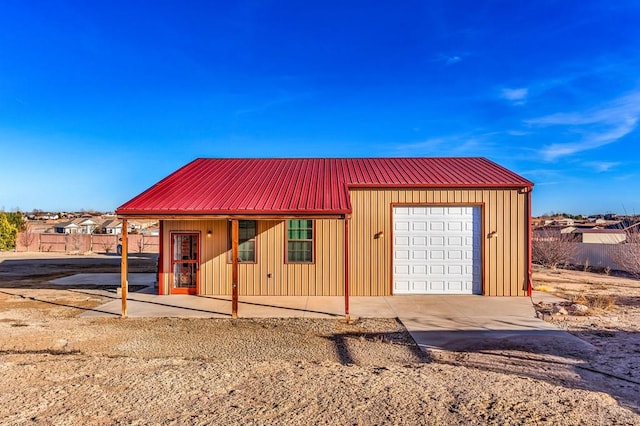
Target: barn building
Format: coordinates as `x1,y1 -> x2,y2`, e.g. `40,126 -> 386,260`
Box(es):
116,158 -> 533,316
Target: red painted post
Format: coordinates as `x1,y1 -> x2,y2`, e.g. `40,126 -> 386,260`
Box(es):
344,217 -> 350,321
231,219 -> 239,318
158,220 -> 164,295
121,219 -> 128,318
527,189 -> 533,297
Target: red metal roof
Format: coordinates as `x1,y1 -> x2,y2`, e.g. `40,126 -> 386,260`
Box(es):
116,158 -> 533,216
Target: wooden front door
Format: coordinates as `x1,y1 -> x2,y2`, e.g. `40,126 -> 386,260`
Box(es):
170,232 -> 199,295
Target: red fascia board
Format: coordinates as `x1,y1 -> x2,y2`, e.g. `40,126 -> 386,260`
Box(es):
115,208 -> 352,216
346,182 -> 534,190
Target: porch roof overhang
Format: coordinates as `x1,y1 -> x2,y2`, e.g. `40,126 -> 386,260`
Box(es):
117,210 -> 351,221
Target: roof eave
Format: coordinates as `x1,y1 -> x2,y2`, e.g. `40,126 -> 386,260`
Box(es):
116,208 -> 352,220
346,182 -> 534,190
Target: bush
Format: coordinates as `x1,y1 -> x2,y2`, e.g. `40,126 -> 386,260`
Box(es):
613,230 -> 640,278
532,229 -> 578,269
0,214 -> 18,251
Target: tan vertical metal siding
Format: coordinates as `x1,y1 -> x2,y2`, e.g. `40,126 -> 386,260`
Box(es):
348,188 -> 529,296
161,218 -> 344,296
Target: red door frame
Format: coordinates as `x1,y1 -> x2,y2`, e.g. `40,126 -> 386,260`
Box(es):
169,232 -> 200,295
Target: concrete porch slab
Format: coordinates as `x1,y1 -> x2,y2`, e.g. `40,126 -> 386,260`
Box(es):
67,273 -> 591,353
50,273 -> 156,286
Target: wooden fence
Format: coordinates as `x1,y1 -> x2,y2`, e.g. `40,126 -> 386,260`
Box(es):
15,232 -> 159,254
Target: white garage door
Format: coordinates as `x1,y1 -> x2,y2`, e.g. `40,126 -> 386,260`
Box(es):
393,206 -> 481,294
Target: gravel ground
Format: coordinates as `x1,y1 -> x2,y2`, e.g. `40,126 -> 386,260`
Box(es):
0,254 -> 639,425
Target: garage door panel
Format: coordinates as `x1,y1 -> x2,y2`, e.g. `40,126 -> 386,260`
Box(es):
395,280 -> 410,292
412,265 -> 427,274
412,250 -> 427,260
430,265 -> 444,274
447,221 -> 463,231
395,221 -> 410,231
430,236 -> 445,246
448,236 -> 462,246
447,250 -> 463,260
412,221 -> 427,231
429,281 -> 445,291
448,265 -> 463,275
395,249 -> 410,260
429,250 -> 445,260
430,221 -> 445,231
412,281 -> 427,291
395,236 -> 409,246
394,265 -> 410,274
412,236 -> 427,246
393,206 -> 481,295
448,281 -> 463,291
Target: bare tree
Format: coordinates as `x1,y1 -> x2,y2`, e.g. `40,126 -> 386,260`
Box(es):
137,235 -> 146,253
68,232 -> 82,254
532,228 -> 579,269
613,228 -> 640,278
101,239 -> 115,254
18,222 -> 36,251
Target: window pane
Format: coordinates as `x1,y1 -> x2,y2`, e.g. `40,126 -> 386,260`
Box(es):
287,241 -> 312,262
228,220 -> 257,262
287,220 -> 313,262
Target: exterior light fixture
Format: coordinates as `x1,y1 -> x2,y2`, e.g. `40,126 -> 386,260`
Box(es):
374,231 -> 384,239
207,230 -> 212,238
488,231 -> 498,239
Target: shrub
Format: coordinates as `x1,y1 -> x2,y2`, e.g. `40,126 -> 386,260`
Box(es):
532,228 -> 578,269
0,214 -> 18,251
613,230 -> 640,278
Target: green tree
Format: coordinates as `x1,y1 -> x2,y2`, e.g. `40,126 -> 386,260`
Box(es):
5,212 -> 25,231
0,213 -> 18,251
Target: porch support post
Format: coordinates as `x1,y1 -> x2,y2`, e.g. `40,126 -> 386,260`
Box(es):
231,219 -> 239,318
527,189 -> 533,297
158,220 -> 164,295
120,219 -> 128,318
344,217 -> 350,321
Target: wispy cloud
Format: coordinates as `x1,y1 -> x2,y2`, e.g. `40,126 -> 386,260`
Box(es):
585,161 -> 620,172
527,91 -> 640,161
500,88 -> 528,105
445,55 -> 462,65
434,54 -> 465,66
233,93 -> 301,117
395,133 -> 497,157
396,137 -> 449,151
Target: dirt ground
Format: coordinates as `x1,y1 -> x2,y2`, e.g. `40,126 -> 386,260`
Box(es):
0,253 -> 638,425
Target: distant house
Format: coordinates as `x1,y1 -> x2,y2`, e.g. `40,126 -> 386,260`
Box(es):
575,229 -> 626,244
28,212 -> 59,221
54,218 -> 99,234
54,221 -> 80,234
117,157 -> 534,298
101,220 -> 123,235
78,218 -> 98,234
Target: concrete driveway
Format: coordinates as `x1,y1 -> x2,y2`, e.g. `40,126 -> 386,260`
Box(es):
386,294 -> 593,352
59,273 -> 590,352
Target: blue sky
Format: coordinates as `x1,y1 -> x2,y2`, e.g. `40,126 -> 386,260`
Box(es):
1,1 -> 639,216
